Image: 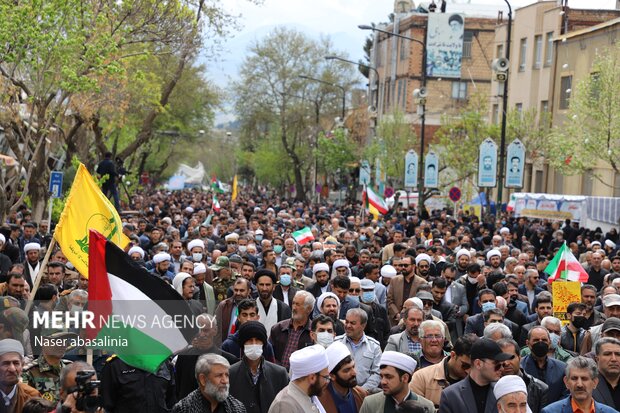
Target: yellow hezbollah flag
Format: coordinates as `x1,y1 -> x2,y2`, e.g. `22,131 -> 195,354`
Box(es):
231,175 -> 238,202
368,203 -> 380,220
54,163 -> 130,277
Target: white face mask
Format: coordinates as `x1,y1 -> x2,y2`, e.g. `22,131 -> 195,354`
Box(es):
70,304 -> 82,313
316,332 -> 334,348
244,344 -> 263,361
192,253 -> 203,262
238,245 -> 247,253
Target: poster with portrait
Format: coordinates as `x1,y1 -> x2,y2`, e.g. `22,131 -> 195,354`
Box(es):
404,150 -> 418,188
359,160 -> 371,186
424,151 -> 439,188
505,139 -> 525,188
478,138 -> 498,187
426,13 -> 465,78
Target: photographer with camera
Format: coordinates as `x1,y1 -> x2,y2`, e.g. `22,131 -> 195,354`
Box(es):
96,152 -> 120,211
57,361 -> 102,413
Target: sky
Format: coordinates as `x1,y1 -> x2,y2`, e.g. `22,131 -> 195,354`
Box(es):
211,0 -> 617,124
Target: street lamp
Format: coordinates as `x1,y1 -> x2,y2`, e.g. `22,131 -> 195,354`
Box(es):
359,24 -> 428,209
298,75 -> 346,120
324,55 -> 379,112
496,0 -> 512,211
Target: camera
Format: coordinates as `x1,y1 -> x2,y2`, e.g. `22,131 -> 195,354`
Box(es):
63,370 -> 102,413
115,157 -> 130,176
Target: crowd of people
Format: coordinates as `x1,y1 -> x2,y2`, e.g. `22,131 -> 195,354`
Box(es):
0,187 -> 620,413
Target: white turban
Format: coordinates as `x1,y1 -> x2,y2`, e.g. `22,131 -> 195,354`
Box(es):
128,246 -> 145,259
381,265 -> 397,279
380,351 -> 417,374
289,344 -> 329,381
493,375 -> 531,413
591,241 -> 602,247
313,263 -> 329,275
415,253 -> 432,265
456,249 -> 471,259
405,297 -> 424,310
326,341 -> 351,373
349,276 -> 361,286
187,239 -> 205,251
606,240 -> 616,249
487,249 -> 501,260
172,272 -> 192,295
0,234 -> 5,244
333,259 -> 350,269
317,292 -> 340,311
0,339 -> 24,357
224,233 -> 239,242
153,252 -> 171,264
499,227 -> 510,235
193,263 -> 207,275
23,242 -> 41,253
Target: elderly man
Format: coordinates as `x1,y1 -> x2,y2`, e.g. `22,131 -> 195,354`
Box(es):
307,263 -> 330,298
581,294 -> 620,354
229,321 -> 289,413
23,242 -> 42,288
0,339 -> 39,412
316,292 -> 344,335
385,306 -> 424,355
270,291 -> 315,370
493,375 -> 530,413
416,320 -> 449,368
335,308 -> 382,391
318,341 -> 368,413
172,354 -> 246,413
541,357 -> 618,413
268,345 -> 331,413
592,337 -> 620,409
439,338 -> 514,413
411,334 -> 478,407
359,351 -> 435,413
215,278 -> 251,342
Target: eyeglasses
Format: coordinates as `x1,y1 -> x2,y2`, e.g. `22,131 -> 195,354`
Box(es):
318,374 -> 331,382
349,289 -> 361,293
421,335 -> 444,341
483,359 -> 503,371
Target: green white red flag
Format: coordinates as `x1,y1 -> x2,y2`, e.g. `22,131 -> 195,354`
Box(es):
292,227 -> 314,245
212,194 -> 221,212
365,186 -> 388,215
544,242 -> 589,282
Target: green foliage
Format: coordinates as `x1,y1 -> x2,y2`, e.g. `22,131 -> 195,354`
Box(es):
547,43 -> 620,179
252,131 -> 293,188
316,128 -> 358,173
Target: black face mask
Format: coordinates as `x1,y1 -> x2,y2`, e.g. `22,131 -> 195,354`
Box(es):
531,341 -> 549,358
572,316 -> 587,329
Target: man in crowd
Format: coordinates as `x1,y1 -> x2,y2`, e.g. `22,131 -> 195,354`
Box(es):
318,341 -> 367,413
254,270 -> 291,336
215,278 -> 251,342
270,291 -> 315,369
592,337 -> 620,409
493,375 -> 530,413
385,306 -> 424,355
560,302 -> 588,354
0,339 -> 39,412
387,256 -> 426,326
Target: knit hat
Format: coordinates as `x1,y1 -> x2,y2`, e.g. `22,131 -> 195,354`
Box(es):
237,321 -> 268,346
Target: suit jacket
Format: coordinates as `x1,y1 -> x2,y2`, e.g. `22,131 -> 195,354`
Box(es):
519,320 -> 541,347
318,384 -> 367,413
229,358 -> 289,413
521,355 -> 567,404
518,284 -> 544,313
541,396 -> 620,413
215,297 -> 236,343
439,377 -> 497,413
464,313 -> 519,338
387,274 -> 428,324
593,376 -> 617,410
273,285 -> 298,305
307,282 -> 329,298
360,389 -> 435,413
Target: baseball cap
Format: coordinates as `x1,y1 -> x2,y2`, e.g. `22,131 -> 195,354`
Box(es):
604,294 -> 620,308
602,317 -> 620,334
416,291 -> 434,302
471,338 -> 514,362
209,256 -> 230,271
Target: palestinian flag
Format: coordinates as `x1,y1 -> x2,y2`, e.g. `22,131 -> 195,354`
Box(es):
87,230 -> 197,373
545,242 -> 589,282
293,227 -> 314,245
366,186 -> 389,215
211,177 -> 225,193
212,194 -> 221,213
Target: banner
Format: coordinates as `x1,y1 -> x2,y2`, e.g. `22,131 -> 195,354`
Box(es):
426,13 -> 465,78
478,138 -> 498,187
375,158 -> 385,194
359,160 -> 371,186
424,151 -> 439,188
506,139 -> 525,188
552,281 -> 582,325
404,150 -> 418,188
512,193 -> 587,221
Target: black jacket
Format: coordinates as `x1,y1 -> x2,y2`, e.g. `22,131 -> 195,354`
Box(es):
522,368 -> 549,413
229,358 -> 289,413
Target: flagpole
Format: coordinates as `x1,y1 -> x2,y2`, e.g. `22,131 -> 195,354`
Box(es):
25,237 -> 57,314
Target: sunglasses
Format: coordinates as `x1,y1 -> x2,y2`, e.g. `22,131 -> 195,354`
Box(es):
483,359 -> 503,371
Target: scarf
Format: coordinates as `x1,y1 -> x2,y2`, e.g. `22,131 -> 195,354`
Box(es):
257,297 -> 278,338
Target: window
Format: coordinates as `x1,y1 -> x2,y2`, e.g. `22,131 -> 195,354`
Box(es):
559,75 -> 572,109
519,38 -> 527,71
533,35 -> 542,68
399,38 -> 409,61
545,32 -> 554,66
541,100 -> 549,113
452,81 -> 467,100
496,44 -> 504,59
540,100 -> 549,126
492,104 -> 499,124
463,31 -> 473,59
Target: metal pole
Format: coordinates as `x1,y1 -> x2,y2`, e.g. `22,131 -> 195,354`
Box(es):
418,29 -> 428,211
324,56 -> 379,112
497,1 -> 512,212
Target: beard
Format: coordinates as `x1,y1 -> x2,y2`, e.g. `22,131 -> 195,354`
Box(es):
309,378 -> 325,397
335,374 -> 357,389
317,279 -> 328,287
204,380 -> 229,402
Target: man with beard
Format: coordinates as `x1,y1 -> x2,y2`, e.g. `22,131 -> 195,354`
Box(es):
519,269 -> 544,313
486,249 -> 503,273
150,252 -> 174,282
581,284 -> 606,329
268,344 -> 330,413
593,337 -> 620,409
385,307 -> 423,355
23,242 -> 42,289
269,291 -> 315,370
253,270 -> 291,337
318,341 -> 368,413
0,339 -> 39,412
359,351 -> 435,413
387,256 -> 426,326
307,263 -> 330,298
215,278 -> 251,343
414,254 -> 433,281
317,292 -> 345,335
560,302 -> 588,354
455,249 -> 471,277
172,354 -> 246,413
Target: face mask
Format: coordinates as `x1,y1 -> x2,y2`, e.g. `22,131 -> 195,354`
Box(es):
362,291 -> 375,303
255,235 -> 263,242
481,302 -> 496,312
360,235 -> 367,242
348,295 -> 359,304
531,341 -> 549,358
274,245 -> 283,254
572,316 -> 587,329
577,240 -> 582,245
550,333 -> 560,349
501,220 -> 507,226
238,246 -> 247,253
244,344 -> 263,361
192,253 -> 203,262
467,276 -> 479,284
316,332 -> 334,348
279,274 -> 292,286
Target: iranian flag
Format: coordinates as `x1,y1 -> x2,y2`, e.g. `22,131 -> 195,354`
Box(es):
544,242 -> 589,282
366,186 -> 389,215
87,230 -> 197,373
293,227 -> 314,245
212,194 -> 221,212
211,177 -> 225,193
